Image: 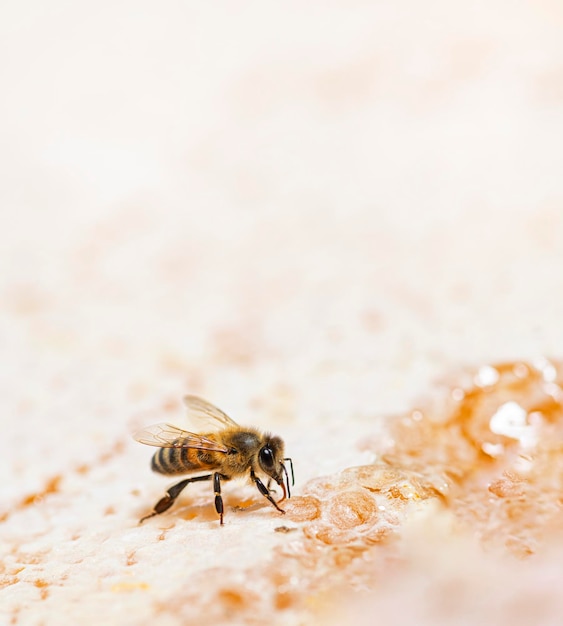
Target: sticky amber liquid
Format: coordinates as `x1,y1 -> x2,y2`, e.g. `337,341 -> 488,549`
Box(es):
286,359 -> 563,559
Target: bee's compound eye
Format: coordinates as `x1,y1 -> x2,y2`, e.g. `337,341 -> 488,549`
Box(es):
259,446 -> 275,470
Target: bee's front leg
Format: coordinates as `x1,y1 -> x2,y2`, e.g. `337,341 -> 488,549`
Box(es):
250,470 -> 285,514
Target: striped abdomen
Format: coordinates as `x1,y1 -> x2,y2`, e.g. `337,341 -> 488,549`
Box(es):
151,446 -> 218,475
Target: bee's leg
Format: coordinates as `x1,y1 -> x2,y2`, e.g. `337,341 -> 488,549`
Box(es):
213,472 -> 224,525
139,474 -> 212,523
250,470 -> 285,514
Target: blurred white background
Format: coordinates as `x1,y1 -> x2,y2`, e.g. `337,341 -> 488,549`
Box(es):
1,0 -> 563,480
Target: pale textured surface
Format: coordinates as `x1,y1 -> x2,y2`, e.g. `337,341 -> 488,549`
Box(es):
1,1 -> 563,624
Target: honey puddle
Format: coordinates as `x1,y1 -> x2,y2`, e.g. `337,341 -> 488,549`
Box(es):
279,359 -> 563,560
380,358 -> 563,557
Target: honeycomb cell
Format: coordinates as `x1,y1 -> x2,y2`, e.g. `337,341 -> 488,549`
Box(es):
325,490 -> 377,530
285,496 -> 321,522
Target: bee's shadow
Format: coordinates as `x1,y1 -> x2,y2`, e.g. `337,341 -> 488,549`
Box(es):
136,495 -> 270,525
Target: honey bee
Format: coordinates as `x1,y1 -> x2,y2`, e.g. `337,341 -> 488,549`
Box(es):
134,395 -> 294,525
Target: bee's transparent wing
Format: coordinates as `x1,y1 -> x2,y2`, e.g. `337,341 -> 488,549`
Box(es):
133,422 -> 230,453
182,395 -> 239,430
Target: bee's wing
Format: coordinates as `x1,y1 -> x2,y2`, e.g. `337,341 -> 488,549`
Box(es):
183,395 -> 240,430
133,423 -> 230,453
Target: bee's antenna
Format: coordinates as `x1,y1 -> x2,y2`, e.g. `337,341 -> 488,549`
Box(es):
283,457 -> 295,486
280,463 -> 291,499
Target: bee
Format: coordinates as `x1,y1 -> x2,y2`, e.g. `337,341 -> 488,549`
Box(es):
134,395 -> 294,525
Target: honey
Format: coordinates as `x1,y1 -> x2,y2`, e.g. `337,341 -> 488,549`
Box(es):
272,359 -> 563,619
378,359 -> 563,557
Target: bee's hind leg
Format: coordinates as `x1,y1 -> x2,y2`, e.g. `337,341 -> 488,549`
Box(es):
139,474 -> 212,523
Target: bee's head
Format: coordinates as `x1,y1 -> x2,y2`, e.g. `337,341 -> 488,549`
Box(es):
258,435 -> 294,500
